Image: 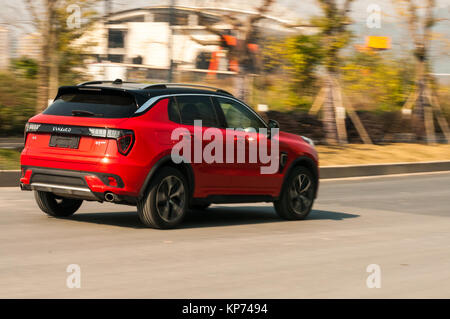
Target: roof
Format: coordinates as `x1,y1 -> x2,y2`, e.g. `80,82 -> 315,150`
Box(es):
76,81 -> 234,98
106,5 -> 299,30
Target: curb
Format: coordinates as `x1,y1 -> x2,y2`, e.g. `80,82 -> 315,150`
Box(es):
1,161 -> 450,187
320,160 -> 450,179
0,170 -> 21,187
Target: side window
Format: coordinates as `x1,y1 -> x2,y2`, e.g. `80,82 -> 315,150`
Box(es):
216,97 -> 266,129
168,98 -> 181,123
175,95 -> 219,127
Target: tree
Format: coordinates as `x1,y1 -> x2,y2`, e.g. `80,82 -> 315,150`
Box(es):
396,0 -> 450,143
25,0 -> 98,113
341,50 -> 414,112
309,0 -> 372,144
265,34 -> 323,91
262,34 -> 323,111
185,0 -> 275,101
11,57 -> 39,79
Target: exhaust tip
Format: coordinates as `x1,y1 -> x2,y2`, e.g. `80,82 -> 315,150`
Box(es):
104,192 -> 118,202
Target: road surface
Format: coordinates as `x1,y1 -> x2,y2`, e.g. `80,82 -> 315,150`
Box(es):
1,172 -> 449,298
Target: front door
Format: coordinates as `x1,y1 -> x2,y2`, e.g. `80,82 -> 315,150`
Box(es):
214,96 -> 279,194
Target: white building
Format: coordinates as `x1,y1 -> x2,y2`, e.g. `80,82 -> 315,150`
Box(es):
77,5 -> 306,81
0,26 -> 9,69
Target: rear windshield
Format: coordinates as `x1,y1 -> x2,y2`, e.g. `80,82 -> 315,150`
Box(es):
44,90 -> 138,118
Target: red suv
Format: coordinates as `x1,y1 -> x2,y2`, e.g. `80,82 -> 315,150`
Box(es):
20,81 -> 319,229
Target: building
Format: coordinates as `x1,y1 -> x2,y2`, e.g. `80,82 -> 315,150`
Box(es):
17,33 -> 41,61
77,5 -> 306,81
0,26 -> 9,69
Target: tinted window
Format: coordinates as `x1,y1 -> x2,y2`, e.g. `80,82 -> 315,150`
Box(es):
175,96 -> 219,127
44,91 -> 137,118
217,97 -> 266,129
168,98 -> 181,123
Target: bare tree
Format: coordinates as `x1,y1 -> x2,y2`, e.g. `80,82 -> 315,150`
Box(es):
185,0 -> 275,101
308,0 -> 372,144
25,0 -> 57,113
25,0 -> 98,113
397,0 -> 450,143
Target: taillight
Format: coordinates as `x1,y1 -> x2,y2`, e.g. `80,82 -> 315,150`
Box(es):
90,128 -> 135,155
24,122 -> 41,144
117,134 -> 134,155
105,129 -> 134,155
22,123 -> 135,155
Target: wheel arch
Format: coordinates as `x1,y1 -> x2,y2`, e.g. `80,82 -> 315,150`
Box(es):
280,155 -> 319,199
139,155 -> 195,199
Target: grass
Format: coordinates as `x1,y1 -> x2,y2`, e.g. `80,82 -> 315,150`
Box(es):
317,143 -> 450,166
0,149 -> 21,170
1,143 -> 450,170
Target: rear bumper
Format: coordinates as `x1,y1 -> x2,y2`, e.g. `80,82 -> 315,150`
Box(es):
20,166 -> 136,204
20,182 -> 100,201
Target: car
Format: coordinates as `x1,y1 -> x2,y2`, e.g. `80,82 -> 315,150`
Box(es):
20,80 -> 319,229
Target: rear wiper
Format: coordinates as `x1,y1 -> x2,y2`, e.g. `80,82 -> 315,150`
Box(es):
71,110 -> 103,117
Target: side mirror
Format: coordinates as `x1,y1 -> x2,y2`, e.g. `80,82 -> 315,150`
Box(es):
268,119 -> 280,129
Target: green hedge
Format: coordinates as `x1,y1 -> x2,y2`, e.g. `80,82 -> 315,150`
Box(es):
0,72 -> 36,136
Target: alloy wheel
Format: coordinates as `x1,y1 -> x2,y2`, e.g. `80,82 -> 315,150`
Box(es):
155,175 -> 186,222
288,173 -> 314,215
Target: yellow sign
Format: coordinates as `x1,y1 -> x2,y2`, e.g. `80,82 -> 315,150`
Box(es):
366,36 -> 391,50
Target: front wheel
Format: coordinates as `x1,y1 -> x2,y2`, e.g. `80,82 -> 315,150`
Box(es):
274,166 -> 316,220
34,191 -> 83,217
137,167 -> 189,229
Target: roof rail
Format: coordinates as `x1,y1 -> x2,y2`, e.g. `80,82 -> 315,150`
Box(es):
144,83 -> 233,96
78,79 -> 136,86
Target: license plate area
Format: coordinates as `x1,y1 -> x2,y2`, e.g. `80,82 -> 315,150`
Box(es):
49,135 -> 80,149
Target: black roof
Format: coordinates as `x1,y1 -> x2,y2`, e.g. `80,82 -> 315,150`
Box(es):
76,80 -> 234,98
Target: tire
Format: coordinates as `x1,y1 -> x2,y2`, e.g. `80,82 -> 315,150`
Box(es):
137,167 -> 189,229
34,191 -> 83,217
274,166 -> 316,220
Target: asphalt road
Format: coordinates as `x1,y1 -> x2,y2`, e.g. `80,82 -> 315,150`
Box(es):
1,172 -> 449,298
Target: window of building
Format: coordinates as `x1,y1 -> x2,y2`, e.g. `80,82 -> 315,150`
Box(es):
108,30 -> 125,48
107,54 -> 124,63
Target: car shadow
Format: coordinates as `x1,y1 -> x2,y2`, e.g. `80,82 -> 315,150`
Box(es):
65,206 -> 359,229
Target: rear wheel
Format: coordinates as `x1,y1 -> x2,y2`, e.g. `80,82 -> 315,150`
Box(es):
274,166 -> 316,220
137,167 -> 188,229
34,191 -> 83,217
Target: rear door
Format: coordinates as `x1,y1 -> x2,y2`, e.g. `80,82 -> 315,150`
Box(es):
169,95 -> 231,195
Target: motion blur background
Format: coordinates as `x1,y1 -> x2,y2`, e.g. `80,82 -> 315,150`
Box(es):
0,0 -> 449,168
